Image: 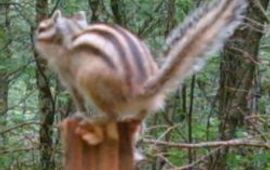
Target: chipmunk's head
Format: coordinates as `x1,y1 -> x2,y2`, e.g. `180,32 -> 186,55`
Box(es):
35,10 -> 87,59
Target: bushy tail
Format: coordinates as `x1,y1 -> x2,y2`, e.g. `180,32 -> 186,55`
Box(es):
141,0 -> 247,97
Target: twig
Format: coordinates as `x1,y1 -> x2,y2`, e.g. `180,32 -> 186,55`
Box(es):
0,121 -> 40,135
158,153 -> 177,169
0,147 -> 37,155
169,147 -> 222,170
144,138 -> 270,149
254,0 -> 270,23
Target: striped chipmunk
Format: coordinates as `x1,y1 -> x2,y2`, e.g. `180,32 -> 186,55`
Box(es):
35,0 -> 247,122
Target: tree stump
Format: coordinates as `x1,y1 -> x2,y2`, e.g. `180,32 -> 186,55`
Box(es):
61,117 -> 140,170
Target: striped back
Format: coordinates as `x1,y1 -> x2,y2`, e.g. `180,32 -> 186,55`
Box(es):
71,23 -> 158,86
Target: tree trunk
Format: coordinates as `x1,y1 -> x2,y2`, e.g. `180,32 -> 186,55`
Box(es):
207,0 -> 269,169
0,0 -> 10,145
34,1 -> 56,169
111,0 -> 125,26
164,0 -> 176,36
88,0 -> 101,22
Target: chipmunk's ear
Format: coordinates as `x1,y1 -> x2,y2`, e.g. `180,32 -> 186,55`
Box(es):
73,11 -> 87,27
73,11 -> 87,21
52,10 -> 62,22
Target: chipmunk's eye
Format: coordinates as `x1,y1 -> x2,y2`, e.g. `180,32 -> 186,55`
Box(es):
37,27 -> 47,33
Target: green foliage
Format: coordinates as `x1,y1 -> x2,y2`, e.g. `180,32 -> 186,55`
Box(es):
227,150 -> 270,170
168,148 -> 186,166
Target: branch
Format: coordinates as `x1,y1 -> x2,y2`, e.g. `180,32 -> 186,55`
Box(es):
143,138 -> 270,149
0,121 -> 41,135
170,147 -> 222,170
0,147 -> 37,155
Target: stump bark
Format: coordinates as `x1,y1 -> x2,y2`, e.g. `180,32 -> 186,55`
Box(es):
61,117 -> 140,170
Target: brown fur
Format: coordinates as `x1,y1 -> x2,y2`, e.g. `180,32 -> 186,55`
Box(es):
36,3 -> 246,166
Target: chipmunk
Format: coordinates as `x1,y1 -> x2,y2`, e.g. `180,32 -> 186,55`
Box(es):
35,0 -> 247,121
35,0 -> 247,164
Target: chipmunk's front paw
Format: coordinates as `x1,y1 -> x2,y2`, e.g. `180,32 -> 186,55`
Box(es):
75,119 -> 104,145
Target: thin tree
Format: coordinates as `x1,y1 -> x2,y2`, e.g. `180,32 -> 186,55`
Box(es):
34,0 -> 56,169
0,0 -> 11,145
111,0 -> 125,26
88,0 -> 101,22
208,0 -> 269,169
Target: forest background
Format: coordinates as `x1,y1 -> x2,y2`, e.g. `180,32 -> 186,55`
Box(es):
0,0 -> 270,170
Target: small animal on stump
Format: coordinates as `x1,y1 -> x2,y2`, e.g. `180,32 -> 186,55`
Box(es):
35,0 -> 247,168
35,0 -> 247,122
